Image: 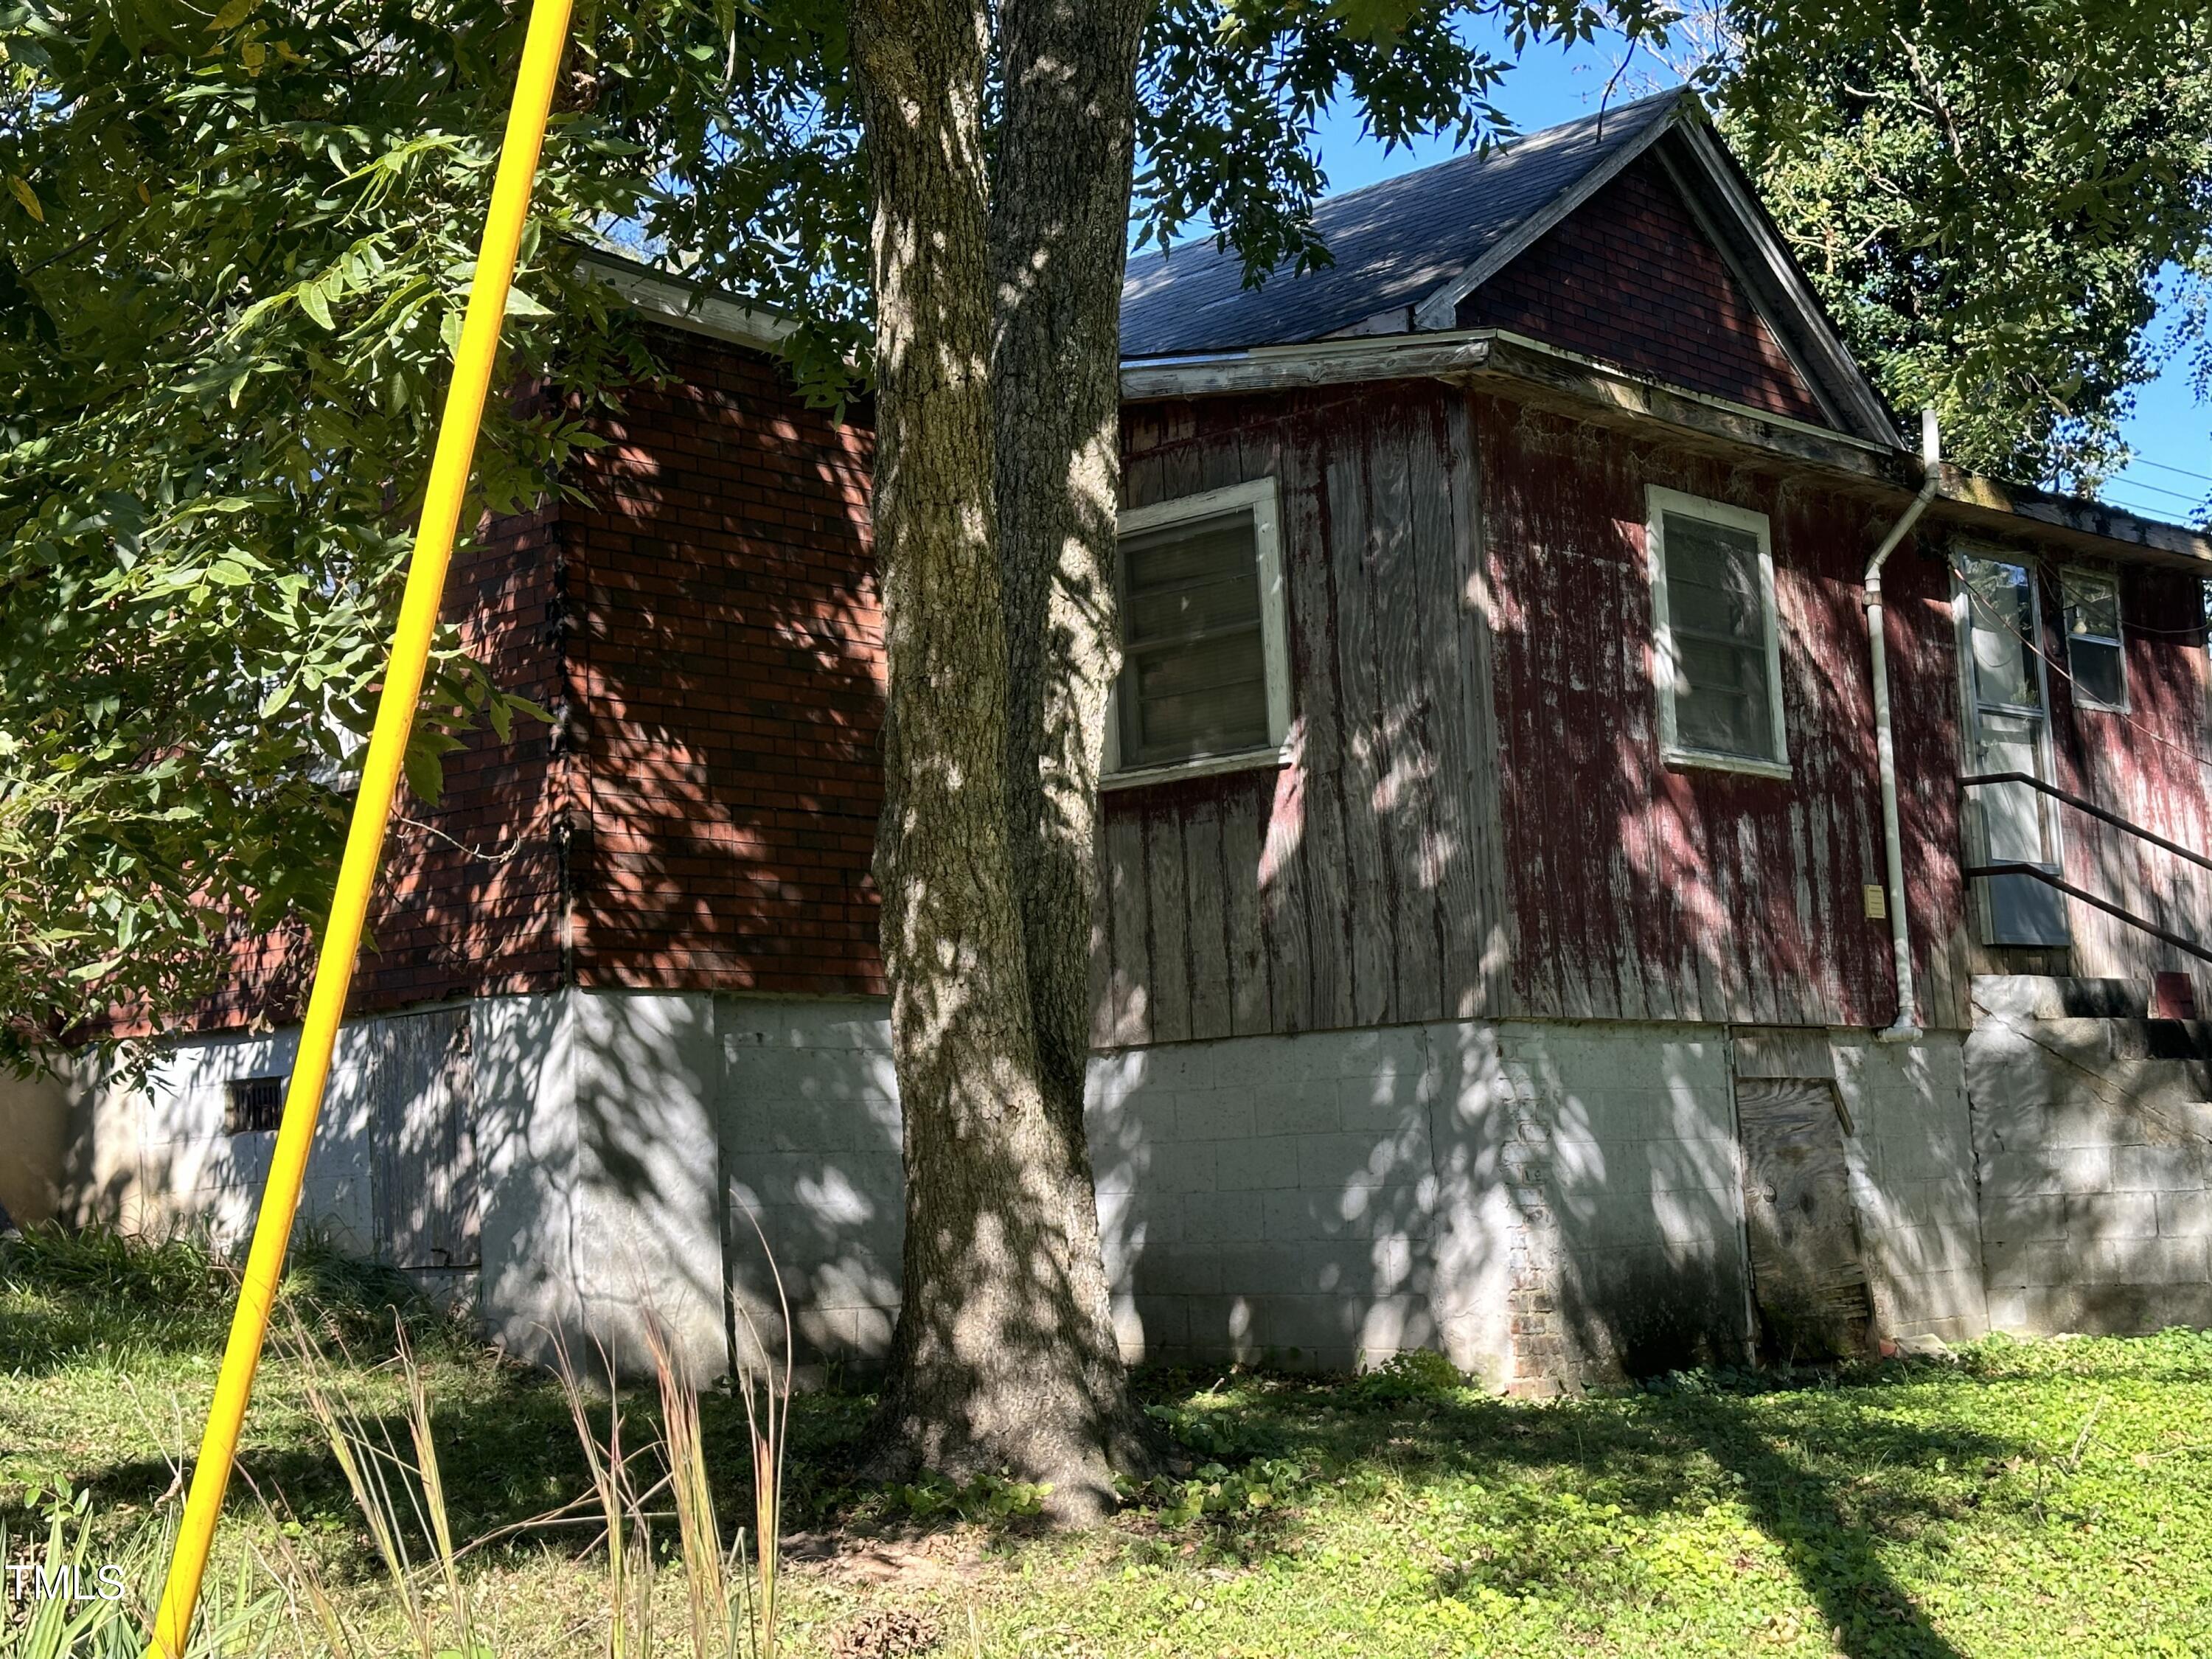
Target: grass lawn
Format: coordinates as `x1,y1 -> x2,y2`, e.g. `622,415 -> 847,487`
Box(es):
4,1230 -> 2212,1657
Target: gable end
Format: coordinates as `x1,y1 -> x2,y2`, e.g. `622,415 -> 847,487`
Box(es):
1455,150 -> 1830,426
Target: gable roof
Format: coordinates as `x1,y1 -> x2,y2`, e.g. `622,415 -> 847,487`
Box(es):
1120,91 -> 1901,447
1121,92 -> 1683,360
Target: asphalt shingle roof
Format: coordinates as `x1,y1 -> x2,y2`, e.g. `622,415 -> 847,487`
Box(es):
1120,91 -> 1685,359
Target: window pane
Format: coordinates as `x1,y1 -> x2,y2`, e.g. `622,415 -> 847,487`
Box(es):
1975,710 -> 2048,864
1116,507 -> 1270,768
2060,569 -> 2124,707
1122,515 -> 1261,646
1675,640 -> 1773,757
2062,569 -> 2120,641
1663,511 -> 1775,759
1663,514 -> 1764,644
1963,557 -> 2039,709
2070,636 -> 2125,708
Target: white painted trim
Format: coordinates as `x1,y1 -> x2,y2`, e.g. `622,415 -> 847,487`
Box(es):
1106,477 -> 1293,783
1663,748 -> 1795,782
1098,744 -> 1292,793
578,251 -> 795,354
1646,485 -> 1791,776
1410,97 -> 1691,331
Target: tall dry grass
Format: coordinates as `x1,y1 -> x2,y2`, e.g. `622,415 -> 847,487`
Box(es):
0,1286 -> 796,1658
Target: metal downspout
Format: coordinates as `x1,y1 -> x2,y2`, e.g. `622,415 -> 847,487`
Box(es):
1867,408 -> 1942,1042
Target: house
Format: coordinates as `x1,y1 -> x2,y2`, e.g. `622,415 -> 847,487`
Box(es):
17,90 -> 2212,1390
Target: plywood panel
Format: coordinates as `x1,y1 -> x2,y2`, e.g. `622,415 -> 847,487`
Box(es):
1222,792 -> 1273,1034
370,1007 -> 480,1271
1440,397 -> 1512,1018
1326,431 -> 1397,1029
1146,812 -> 1192,1043
1478,395 -> 1913,1029
1103,385 -> 1509,1047
1368,409 -> 1445,1023
1736,1077 -> 1873,1360
1284,428 -> 1356,1034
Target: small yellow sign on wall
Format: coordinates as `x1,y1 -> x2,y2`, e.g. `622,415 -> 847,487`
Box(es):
1863,884 -> 1888,921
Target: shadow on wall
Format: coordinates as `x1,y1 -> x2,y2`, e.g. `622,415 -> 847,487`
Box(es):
52,1028 -> 383,1253
1082,390 -> 1997,1385
1083,1016 -> 1751,1390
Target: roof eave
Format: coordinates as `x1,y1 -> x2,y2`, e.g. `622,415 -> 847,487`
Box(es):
1116,328 -> 2212,569
578,248 -> 795,354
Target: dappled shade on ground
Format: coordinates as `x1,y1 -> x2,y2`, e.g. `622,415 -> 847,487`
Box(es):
4,1230 -> 2211,1655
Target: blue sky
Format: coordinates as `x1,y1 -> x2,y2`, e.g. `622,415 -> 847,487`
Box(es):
1303,34 -> 2210,524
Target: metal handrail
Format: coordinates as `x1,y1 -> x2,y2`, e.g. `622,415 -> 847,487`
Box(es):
1960,771 -> 2212,965
1959,860 -> 2212,966
1961,771 -> 2212,876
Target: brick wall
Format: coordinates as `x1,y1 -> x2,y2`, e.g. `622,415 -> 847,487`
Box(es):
187,499 -> 571,1032
563,328 -> 883,997
1458,153 -> 1826,424
181,324 -> 881,1031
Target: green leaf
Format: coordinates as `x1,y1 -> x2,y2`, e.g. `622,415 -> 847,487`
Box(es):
401,742 -> 445,807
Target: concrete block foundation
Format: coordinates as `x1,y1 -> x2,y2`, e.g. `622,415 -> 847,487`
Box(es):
41,992 -> 2031,1388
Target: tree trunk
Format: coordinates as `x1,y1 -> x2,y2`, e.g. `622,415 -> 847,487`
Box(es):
849,0 -> 1134,1519
989,0 -> 1155,1464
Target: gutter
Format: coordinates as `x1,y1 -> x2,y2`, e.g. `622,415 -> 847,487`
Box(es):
1866,408 -> 1941,1043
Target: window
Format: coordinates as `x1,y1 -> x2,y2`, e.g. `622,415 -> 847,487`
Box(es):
1106,479 -> 1291,784
1647,487 -> 1788,776
223,1075 -> 287,1135
2062,567 -> 2126,710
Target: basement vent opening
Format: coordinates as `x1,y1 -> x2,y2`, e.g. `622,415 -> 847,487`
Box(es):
223,1075 -> 287,1135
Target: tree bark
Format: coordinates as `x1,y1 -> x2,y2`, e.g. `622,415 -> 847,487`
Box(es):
989,0 -> 1155,1464
849,0 -> 1135,1518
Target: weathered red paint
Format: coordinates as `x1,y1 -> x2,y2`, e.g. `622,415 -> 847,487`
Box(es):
1480,397 -> 1889,1023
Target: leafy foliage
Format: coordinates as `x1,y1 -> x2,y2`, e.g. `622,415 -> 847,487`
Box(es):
1719,0 -> 2212,490
1136,0 -> 1680,282
0,0 -> 860,1060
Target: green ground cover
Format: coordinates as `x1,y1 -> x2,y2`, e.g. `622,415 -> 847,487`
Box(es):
4,1228 -> 2211,1657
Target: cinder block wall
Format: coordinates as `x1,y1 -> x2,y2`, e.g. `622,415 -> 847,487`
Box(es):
61,1026 -> 378,1249
1831,1033 -> 1990,1345
729,1008 -> 1760,1388
1967,1008 -> 2212,1333
61,994 -> 2002,1386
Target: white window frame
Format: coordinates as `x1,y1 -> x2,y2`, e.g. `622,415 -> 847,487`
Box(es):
1646,486 -> 1791,779
1103,477 -> 1293,790
2060,565 -> 2128,713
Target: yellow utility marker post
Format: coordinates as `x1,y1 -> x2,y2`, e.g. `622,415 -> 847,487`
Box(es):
145,0 -> 574,1649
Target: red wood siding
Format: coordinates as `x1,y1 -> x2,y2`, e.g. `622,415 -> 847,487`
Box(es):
1478,394 -> 1904,1024
561,329 -> 883,996
175,324 -> 2212,1040
2045,561 -> 2212,984
1102,387 -> 1512,1046
1458,154 -> 1826,427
